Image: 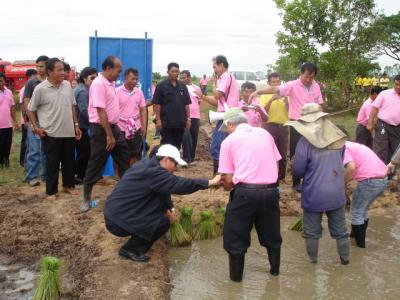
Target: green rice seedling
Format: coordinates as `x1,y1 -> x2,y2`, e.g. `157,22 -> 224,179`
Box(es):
169,222 -> 191,246
179,207 -> 193,236
33,256 -> 61,300
215,207 -> 226,235
289,216 -> 303,232
194,210 -> 219,240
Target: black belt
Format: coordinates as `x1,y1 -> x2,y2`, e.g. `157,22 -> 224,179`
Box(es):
236,182 -> 278,189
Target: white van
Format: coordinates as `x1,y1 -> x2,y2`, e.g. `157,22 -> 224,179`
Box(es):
231,70 -> 266,90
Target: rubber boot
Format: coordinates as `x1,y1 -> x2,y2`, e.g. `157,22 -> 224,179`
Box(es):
336,238 -> 350,265
267,247 -> 280,276
352,224 -> 365,248
363,219 -> 369,232
305,238 -> 319,263
229,254 -> 244,282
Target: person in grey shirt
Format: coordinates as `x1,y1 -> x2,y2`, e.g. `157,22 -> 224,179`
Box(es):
74,67 -> 97,183
28,58 -> 82,200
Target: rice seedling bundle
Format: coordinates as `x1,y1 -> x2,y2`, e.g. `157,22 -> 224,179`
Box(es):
33,256 -> 61,300
194,210 -> 219,240
289,216 -> 303,232
169,222 -> 191,246
179,206 -> 193,236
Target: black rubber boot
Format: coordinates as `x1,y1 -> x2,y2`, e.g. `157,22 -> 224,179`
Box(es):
267,247 -> 281,276
229,254 -> 245,282
363,219 -> 369,232
352,224 -> 365,248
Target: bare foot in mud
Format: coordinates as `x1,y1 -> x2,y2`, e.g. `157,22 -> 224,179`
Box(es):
46,194 -> 57,201
62,188 -> 78,195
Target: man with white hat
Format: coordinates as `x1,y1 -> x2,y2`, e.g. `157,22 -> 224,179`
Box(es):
218,108 -> 282,282
288,103 -> 349,265
104,144 -> 221,262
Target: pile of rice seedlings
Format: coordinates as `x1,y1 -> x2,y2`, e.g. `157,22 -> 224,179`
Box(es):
33,256 -> 61,300
289,216 -> 303,232
169,222 -> 191,246
194,210 -> 219,240
179,206 -> 193,236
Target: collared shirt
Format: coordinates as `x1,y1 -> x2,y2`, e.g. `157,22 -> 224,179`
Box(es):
200,78 -> 208,86
357,98 -> 373,126
104,157 -> 209,241
19,87 -> 25,125
239,98 -> 266,127
218,123 -> 281,184
343,141 -> 387,181
278,78 -> 323,120
28,80 -> 76,137
117,85 -> 146,131
259,94 -> 289,124
292,137 -> 346,212
216,71 -> 239,112
372,88 -> 400,126
0,87 -> 14,129
153,79 -> 191,128
23,77 -> 43,99
74,83 -> 90,129
186,84 -> 201,119
88,73 -> 119,124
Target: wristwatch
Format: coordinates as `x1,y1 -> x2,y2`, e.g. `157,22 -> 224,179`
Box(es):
74,123 -> 79,126
170,208 -> 175,212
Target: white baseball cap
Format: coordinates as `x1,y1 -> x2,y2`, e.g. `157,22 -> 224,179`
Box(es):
156,144 -> 187,166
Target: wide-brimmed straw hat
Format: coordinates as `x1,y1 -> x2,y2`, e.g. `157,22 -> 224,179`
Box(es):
285,103 -> 346,149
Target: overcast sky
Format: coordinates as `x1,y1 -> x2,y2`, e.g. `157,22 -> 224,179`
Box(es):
1,0 -> 399,76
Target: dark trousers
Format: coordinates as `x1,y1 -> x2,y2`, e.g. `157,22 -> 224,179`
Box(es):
84,124 -> 130,185
160,127 -> 185,150
105,217 -> 170,253
265,123 -> 288,180
223,185 -> 282,256
126,132 -> 143,161
289,125 -> 302,186
75,128 -> 91,180
0,127 -> 13,167
355,124 -> 373,149
20,124 -> 28,167
182,118 -> 200,163
42,136 -> 75,195
373,119 -> 400,164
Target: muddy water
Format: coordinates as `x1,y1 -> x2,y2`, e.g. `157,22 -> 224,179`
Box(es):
169,211 -> 400,300
0,258 -> 37,300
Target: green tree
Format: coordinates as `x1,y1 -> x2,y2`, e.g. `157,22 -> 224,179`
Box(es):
370,12 -> 400,62
273,0 -> 380,109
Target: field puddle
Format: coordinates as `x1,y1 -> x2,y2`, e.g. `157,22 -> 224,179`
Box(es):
169,211 -> 400,299
0,258 -> 37,300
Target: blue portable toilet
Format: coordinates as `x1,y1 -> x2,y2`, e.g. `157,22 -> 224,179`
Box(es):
89,31 -> 153,175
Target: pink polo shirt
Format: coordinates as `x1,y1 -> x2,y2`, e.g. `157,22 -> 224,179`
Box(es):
19,86 -> 25,125
278,79 -> 323,120
0,87 -> 14,129
88,73 -> 119,124
239,98 -> 266,127
343,141 -> 387,181
200,78 -> 208,86
372,88 -> 400,126
186,84 -> 201,119
218,123 -> 281,184
356,98 -> 373,126
216,71 -> 239,112
117,85 -> 146,130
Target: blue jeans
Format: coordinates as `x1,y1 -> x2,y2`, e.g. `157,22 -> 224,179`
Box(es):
25,123 -> 47,182
210,120 -> 229,161
302,206 -> 348,240
351,177 -> 387,225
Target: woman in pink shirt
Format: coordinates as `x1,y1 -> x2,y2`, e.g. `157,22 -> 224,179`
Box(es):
199,74 -> 208,95
239,82 -> 267,127
341,127 -> 388,248
355,86 -> 382,148
0,73 -> 18,168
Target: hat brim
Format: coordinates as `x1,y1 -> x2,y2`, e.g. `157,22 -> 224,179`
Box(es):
175,157 -> 188,166
298,111 -> 329,122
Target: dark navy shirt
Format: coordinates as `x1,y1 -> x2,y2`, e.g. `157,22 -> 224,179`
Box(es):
292,137 -> 346,212
104,157 -> 208,240
153,79 -> 191,128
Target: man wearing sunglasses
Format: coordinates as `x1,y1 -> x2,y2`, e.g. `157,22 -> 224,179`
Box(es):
104,144 -> 221,262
